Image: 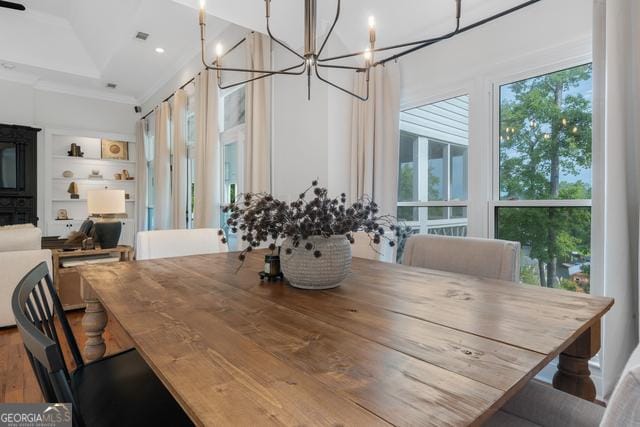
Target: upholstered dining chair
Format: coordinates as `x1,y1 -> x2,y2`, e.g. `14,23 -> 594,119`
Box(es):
401,234 -> 521,282
12,262 -> 193,427
485,343 -> 640,426
350,231 -> 396,263
135,228 -> 228,260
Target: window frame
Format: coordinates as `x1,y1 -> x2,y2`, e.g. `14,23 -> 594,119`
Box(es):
398,92 -> 471,236
488,61 -> 594,238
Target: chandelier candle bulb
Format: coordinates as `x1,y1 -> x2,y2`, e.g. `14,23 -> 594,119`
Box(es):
199,0 -> 206,25
364,48 -> 372,65
368,15 -> 376,47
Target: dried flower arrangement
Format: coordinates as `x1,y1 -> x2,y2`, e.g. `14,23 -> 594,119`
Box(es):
219,180 -> 413,262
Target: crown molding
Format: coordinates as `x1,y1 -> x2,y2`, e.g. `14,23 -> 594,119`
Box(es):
0,69 -> 40,86
0,72 -> 138,105
33,80 -> 138,105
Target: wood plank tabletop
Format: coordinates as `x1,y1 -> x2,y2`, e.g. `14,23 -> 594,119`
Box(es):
77,252 -> 613,426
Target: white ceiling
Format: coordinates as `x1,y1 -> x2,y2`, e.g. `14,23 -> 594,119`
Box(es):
0,0 -> 532,105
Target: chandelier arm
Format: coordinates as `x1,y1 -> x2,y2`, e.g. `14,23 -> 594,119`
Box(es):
373,21 -> 460,67
266,17 -> 306,61
316,63 -> 367,72
318,34 -> 453,64
316,0 -> 341,59
313,63 -> 370,102
217,61 -> 308,90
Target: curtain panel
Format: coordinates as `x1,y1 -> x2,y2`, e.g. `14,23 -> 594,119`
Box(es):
135,118 -> 148,232
593,0 -> 640,398
244,32 -> 271,194
350,62 -> 401,217
171,89 -> 189,229
193,70 -> 221,229
153,102 -> 172,230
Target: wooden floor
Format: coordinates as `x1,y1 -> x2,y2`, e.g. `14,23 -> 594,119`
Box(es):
0,310 -> 132,403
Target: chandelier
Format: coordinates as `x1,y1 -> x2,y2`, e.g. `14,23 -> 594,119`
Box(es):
198,0 -> 540,101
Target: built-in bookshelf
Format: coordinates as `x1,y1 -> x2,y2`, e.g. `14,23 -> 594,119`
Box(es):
43,129 -> 138,246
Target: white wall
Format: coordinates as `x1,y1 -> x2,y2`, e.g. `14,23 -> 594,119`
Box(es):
271,44 -> 328,200
271,36 -> 354,201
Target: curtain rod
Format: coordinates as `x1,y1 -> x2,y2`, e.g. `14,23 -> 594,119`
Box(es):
140,75 -> 198,120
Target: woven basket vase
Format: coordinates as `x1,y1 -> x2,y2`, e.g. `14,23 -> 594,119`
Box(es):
281,235 -> 352,290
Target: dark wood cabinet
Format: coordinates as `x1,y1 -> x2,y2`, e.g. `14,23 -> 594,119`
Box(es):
0,124 -> 40,226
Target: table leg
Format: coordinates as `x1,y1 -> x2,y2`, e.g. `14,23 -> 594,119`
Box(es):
552,322 -> 600,401
81,281 -> 108,362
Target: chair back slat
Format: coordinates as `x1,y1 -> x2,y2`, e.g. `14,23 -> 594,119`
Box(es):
11,262 -> 84,415
44,272 -> 84,369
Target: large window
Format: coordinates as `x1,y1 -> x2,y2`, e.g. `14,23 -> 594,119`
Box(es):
219,86 -> 245,246
494,64 -> 592,292
398,95 -> 469,236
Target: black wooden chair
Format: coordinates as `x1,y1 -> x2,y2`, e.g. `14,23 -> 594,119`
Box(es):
12,262 -> 194,427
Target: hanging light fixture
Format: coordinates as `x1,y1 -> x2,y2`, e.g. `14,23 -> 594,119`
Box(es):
198,0 -> 541,101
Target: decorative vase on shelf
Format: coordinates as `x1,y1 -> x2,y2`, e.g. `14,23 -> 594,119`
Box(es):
67,182 -> 79,199
68,143 -> 83,157
281,235 -> 352,290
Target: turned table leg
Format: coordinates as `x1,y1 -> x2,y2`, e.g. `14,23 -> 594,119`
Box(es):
81,280 -> 108,362
552,322 -> 600,401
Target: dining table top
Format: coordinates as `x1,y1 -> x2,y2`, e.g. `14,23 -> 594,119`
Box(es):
77,251 -> 613,426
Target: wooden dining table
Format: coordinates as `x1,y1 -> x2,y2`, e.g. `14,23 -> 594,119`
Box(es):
77,251 -> 613,426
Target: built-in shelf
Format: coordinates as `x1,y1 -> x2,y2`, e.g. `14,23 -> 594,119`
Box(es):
52,177 -> 136,183
45,129 -> 138,246
52,155 -> 136,165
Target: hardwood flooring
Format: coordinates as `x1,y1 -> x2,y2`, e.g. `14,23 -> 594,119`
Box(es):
0,310 -> 132,403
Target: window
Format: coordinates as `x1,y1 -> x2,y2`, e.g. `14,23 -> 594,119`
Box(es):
186,89 -> 197,229
219,86 -> 245,247
398,95 -> 469,237
145,116 -> 155,230
494,64 -> 592,292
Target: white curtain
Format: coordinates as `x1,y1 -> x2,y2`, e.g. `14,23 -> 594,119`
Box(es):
593,0 -> 640,398
350,62 -> 401,217
171,89 -> 188,229
244,32 -> 270,193
153,102 -> 172,230
193,70 -> 221,228
135,118 -> 148,232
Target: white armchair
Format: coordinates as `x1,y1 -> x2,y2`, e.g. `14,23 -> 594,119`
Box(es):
350,231 -> 396,263
401,234 -> 521,282
485,344 -> 640,426
135,229 -> 228,260
0,225 -> 52,327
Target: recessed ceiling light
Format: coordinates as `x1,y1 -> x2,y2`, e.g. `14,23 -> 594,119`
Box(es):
1,62 -> 15,70
155,47 -> 165,54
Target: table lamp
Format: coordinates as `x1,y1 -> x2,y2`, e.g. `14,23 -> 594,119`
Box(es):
87,189 -> 126,248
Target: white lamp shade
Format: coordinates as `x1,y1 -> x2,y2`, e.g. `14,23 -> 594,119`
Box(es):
87,189 -> 126,215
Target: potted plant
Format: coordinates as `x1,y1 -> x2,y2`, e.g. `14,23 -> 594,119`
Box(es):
220,180 -> 411,289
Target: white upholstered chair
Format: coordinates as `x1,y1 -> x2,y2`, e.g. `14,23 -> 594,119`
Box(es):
350,231 -> 396,263
401,234 -> 521,282
0,224 -> 52,327
135,229 -> 228,260
485,343 -> 640,426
